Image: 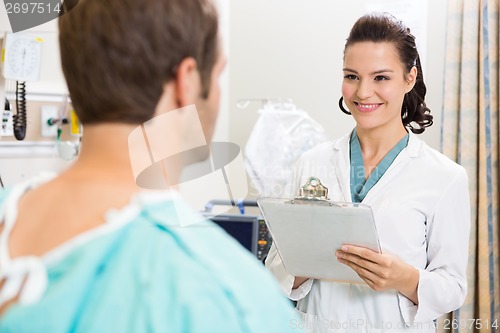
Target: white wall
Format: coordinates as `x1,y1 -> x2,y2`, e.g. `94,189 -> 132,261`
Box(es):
0,156 -> 73,187
212,0 -> 230,142
0,1 -> 449,187
228,0 -> 448,151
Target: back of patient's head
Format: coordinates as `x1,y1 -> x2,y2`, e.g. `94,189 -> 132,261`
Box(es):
59,0 -> 218,125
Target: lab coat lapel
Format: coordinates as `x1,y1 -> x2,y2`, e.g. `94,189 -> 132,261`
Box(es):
332,135 -> 351,202
361,132 -> 423,204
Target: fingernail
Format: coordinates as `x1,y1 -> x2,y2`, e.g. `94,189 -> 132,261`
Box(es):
342,245 -> 348,251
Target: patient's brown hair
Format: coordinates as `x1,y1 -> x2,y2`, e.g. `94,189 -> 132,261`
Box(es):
59,0 -> 219,124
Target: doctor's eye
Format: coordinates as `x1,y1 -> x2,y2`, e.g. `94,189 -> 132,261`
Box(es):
343,74 -> 358,80
374,75 -> 390,81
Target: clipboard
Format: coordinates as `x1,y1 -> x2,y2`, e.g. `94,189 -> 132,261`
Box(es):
257,177 -> 381,284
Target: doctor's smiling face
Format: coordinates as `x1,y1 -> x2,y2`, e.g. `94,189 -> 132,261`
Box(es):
341,41 -> 417,133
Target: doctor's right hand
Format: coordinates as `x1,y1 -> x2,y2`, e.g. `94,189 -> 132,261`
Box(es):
293,276 -> 309,289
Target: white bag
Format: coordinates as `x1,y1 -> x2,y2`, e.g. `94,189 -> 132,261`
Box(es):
245,102 -> 327,197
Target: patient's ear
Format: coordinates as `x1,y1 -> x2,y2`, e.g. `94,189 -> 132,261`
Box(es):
174,57 -> 201,107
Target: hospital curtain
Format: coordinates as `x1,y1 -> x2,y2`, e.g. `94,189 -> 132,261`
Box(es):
439,0 -> 499,332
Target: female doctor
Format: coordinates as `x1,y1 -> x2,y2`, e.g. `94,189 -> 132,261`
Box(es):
265,14 -> 471,332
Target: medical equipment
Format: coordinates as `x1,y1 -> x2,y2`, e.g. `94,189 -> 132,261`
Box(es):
203,199 -> 272,262
1,33 -> 43,141
38,96 -> 81,160
14,81 -> 26,140
2,97 -> 13,137
55,98 -> 80,160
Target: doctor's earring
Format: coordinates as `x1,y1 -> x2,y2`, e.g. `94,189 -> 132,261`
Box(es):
338,97 -> 351,115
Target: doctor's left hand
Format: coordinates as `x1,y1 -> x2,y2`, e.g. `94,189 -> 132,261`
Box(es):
336,245 -> 419,304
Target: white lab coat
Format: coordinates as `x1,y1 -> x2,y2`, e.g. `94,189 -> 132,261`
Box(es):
266,132 -> 471,333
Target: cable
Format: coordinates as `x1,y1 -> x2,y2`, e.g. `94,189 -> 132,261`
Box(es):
2,98 -> 10,188
4,97 -> 10,111
14,81 -> 27,141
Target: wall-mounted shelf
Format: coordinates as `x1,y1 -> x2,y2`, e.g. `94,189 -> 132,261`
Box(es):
0,140 -> 58,157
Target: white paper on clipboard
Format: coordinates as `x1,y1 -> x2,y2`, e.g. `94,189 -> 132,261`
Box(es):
257,197 -> 381,284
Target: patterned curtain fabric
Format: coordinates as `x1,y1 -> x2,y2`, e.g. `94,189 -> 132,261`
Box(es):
440,0 -> 499,332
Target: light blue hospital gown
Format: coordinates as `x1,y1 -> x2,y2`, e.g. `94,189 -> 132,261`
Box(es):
0,177 -> 300,332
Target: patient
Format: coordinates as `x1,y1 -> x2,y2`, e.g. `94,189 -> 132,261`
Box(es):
0,0 -> 298,331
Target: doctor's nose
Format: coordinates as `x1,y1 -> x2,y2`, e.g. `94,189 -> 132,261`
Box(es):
356,81 -> 374,100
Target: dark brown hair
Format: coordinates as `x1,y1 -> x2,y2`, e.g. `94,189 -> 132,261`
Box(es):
344,13 -> 433,134
59,0 -> 219,124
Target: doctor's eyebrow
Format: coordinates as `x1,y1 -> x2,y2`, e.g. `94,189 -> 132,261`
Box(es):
343,68 -> 395,75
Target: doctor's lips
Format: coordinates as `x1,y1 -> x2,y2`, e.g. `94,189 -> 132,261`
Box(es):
354,102 -> 383,113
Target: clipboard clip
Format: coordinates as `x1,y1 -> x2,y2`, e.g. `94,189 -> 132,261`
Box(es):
290,176 -> 329,204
